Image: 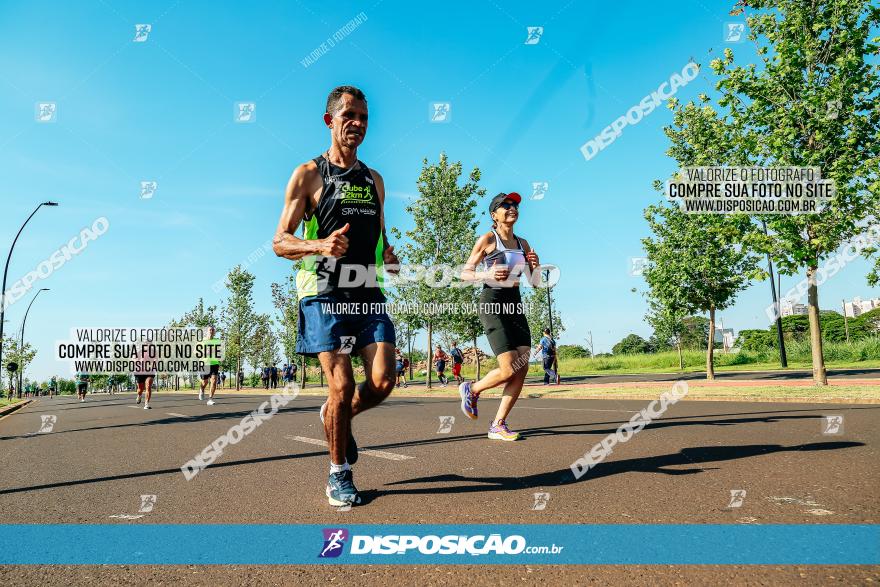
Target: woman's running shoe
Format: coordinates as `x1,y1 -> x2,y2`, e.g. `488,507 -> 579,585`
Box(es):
488,419 -> 520,441
458,381 -> 478,420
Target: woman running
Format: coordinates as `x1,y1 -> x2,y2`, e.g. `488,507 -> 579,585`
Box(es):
459,192 -> 540,440
433,346 -> 449,386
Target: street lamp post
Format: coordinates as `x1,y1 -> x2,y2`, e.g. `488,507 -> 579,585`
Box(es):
543,269 -> 554,338
0,202 -> 59,387
543,269 -> 559,382
19,288 -> 49,396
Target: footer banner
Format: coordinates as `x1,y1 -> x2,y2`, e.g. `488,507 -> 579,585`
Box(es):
0,524 -> 876,564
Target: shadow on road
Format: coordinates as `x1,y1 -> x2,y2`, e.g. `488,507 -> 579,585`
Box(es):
377,441 -> 865,500
0,449 -> 327,496
360,405 -> 879,454
0,405 -> 317,441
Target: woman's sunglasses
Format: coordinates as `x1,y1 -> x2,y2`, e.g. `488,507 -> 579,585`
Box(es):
498,202 -> 519,210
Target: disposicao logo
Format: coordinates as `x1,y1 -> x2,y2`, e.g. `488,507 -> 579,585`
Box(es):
319,528 -> 348,558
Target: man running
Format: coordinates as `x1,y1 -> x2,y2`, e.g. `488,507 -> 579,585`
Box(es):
273,85 -> 398,507
449,341 -> 465,384
395,347 -> 408,388
75,372 -> 89,402
199,326 -> 221,405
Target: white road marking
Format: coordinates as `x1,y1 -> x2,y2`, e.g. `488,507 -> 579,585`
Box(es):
517,406 -> 638,413
284,435 -> 414,461
166,413 -> 191,419
109,514 -> 144,520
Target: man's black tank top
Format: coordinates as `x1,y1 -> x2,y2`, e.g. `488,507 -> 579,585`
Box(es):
296,154 -> 386,301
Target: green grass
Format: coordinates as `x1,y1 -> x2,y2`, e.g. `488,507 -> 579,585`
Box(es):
0,397 -> 24,409
389,338 -> 880,381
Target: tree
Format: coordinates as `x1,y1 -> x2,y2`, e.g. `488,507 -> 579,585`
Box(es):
681,316 -> 712,350
393,153 -> 485,388
221,266 -> 257,390
248,314 -> 280,375
386,288 -> 423,379
704,0 -> 880,383
557,344 -> 590,359
271,272 -> 299,365
613,334 -> 653,355
2,336 -> 35,396
172,298 -> 219,389
179,298 -> 218,329
646,77 -> 762,379
646,298 -> 688,369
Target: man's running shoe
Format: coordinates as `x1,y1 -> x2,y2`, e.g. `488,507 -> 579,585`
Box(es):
136,395 -> 141,404
206,399 -> 216,406
143,403 -> 151,410
326,470 -> 362,506
488,419 -> 520,441
320,401 -> 358,465
459,381 -> 478,420
198,391 -> 204,401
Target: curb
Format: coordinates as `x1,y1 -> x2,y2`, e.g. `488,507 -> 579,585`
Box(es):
0,399 -> 32,419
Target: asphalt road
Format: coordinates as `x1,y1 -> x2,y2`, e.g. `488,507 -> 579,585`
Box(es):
1,391 -> 877,584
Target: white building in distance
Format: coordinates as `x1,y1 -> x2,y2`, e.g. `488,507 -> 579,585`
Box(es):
780,301 -> 809,317
844,297 -> 880,318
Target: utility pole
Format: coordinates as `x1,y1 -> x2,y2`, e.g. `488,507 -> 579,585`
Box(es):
842,299 -> 850,343
584,331 -> 594,359
761,220 -> 787,368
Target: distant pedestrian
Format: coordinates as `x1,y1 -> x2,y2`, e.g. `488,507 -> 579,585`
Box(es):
450,342 -> 465,384
433,345 -> 449,386
75,372 -> 89,402
536,328 -> 558,385
395,348 -> 408,388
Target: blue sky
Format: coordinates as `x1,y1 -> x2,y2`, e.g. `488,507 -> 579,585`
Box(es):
2,0 -> 878,380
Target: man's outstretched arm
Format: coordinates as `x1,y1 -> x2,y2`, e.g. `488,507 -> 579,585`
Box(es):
273,163 -> 348,260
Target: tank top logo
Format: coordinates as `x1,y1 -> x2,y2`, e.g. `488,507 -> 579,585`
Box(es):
330,178 -> 375,205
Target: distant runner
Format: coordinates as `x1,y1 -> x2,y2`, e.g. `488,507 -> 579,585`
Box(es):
395,348 -> 408,388
135,341 -> 157,409
459,192 -> 541,441
75,372 -> 89,402
273,85 -> 399,507
450,341 -> 465,384
433,345 -> 449,386
199,326 -> 221,406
